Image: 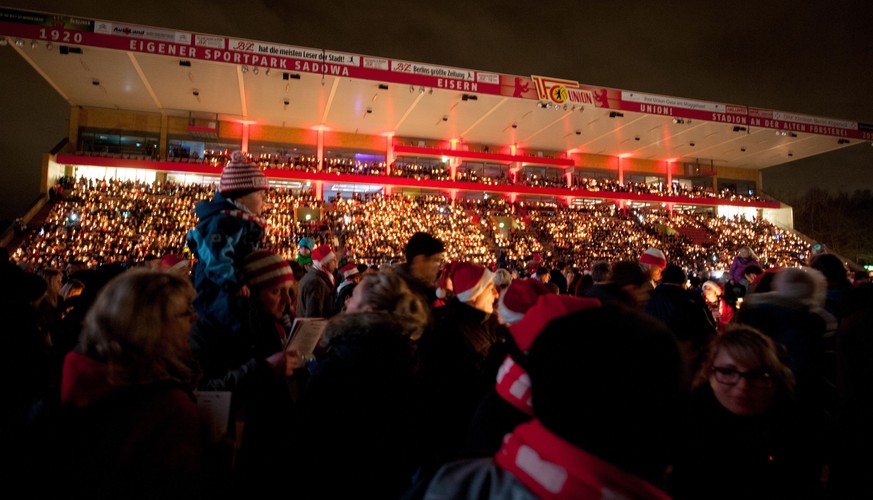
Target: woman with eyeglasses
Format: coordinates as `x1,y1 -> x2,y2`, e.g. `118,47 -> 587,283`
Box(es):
668,325 -> 828,500
27,269 -> 206,499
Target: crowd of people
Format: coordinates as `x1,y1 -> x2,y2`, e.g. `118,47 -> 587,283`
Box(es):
2,152 -> 871,498
11,177 -> 802,275
74,148 -> 767,203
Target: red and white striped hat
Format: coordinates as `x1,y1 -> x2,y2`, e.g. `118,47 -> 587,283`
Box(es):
243,250 -> 294,289
220,151 -> 268,196
640,247 -> 667,269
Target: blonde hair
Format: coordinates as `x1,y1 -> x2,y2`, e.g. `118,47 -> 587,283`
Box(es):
694,324 -> 794,394
738,246 -> 757,260
59,279 -> 85,301
80,269 -> 197,387
355,271 -> 429,340
38,267 -> 63,307
493,268 -> 513,290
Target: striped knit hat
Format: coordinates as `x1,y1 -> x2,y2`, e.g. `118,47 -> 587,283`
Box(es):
640,247 -> 667,269
243,250 -> 294,289
220,151 -> 268,197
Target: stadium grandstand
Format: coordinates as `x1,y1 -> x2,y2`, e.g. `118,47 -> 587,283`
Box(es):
0,6 -> 868,273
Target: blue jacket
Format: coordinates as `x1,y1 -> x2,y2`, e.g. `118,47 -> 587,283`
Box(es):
187,193 -> 265,329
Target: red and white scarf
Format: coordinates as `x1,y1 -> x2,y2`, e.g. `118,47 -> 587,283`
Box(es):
495,356 -> 533,415
222,207 -> 267,229
495,420 -> 671,500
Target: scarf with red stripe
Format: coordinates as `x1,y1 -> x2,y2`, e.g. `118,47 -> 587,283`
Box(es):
495,356 -> 533,415
221,208 -> 267,229
495,420 -> 671,500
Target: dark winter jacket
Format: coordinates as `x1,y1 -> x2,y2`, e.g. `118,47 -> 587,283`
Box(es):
292,312 -> 421,498
669,385 -> 826,500
27,351 -> 205,499
646,283 -> 716,357
417,299 -> 509,470
737,292 -> 836,412
296,267 -> 337,318
189,305 -> 296,492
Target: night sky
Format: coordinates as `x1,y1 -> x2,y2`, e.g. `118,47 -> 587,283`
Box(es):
2,0 -> 873,220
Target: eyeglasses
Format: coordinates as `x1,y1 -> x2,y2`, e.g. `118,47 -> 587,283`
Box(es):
711,366 -> 772,387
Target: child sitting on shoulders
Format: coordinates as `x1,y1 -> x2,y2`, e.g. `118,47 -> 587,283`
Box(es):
188,151 -> 269,331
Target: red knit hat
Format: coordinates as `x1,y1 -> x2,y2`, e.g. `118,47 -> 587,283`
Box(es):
340,262 -> 358,280
311,244 -> 336,265
243,250 -> 294,289
510,294 -> 601,352
498,278 -> 552,325
437,261 -> 493,302
220,151 -> 268,196
640,247 -> 667,269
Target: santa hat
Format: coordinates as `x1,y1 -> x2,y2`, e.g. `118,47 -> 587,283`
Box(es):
243,250 -> 294,289
437,262 -> 493,302
311,244 -> 336,265
640,247 -> 667,269
510,294 -> 601,352
702,280 -> 723,294
219,151 -> 268,197
497,278 -> 552,325
159,254 -> 189,272
340,262 -> 359,280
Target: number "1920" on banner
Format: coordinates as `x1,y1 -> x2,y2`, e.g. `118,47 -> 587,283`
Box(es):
39,28 -> 83,44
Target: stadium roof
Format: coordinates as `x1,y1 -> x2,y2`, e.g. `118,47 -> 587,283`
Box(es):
1,6 -> 870,170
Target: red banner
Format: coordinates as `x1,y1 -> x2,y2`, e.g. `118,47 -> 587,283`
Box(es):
0,10 -> 502,96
